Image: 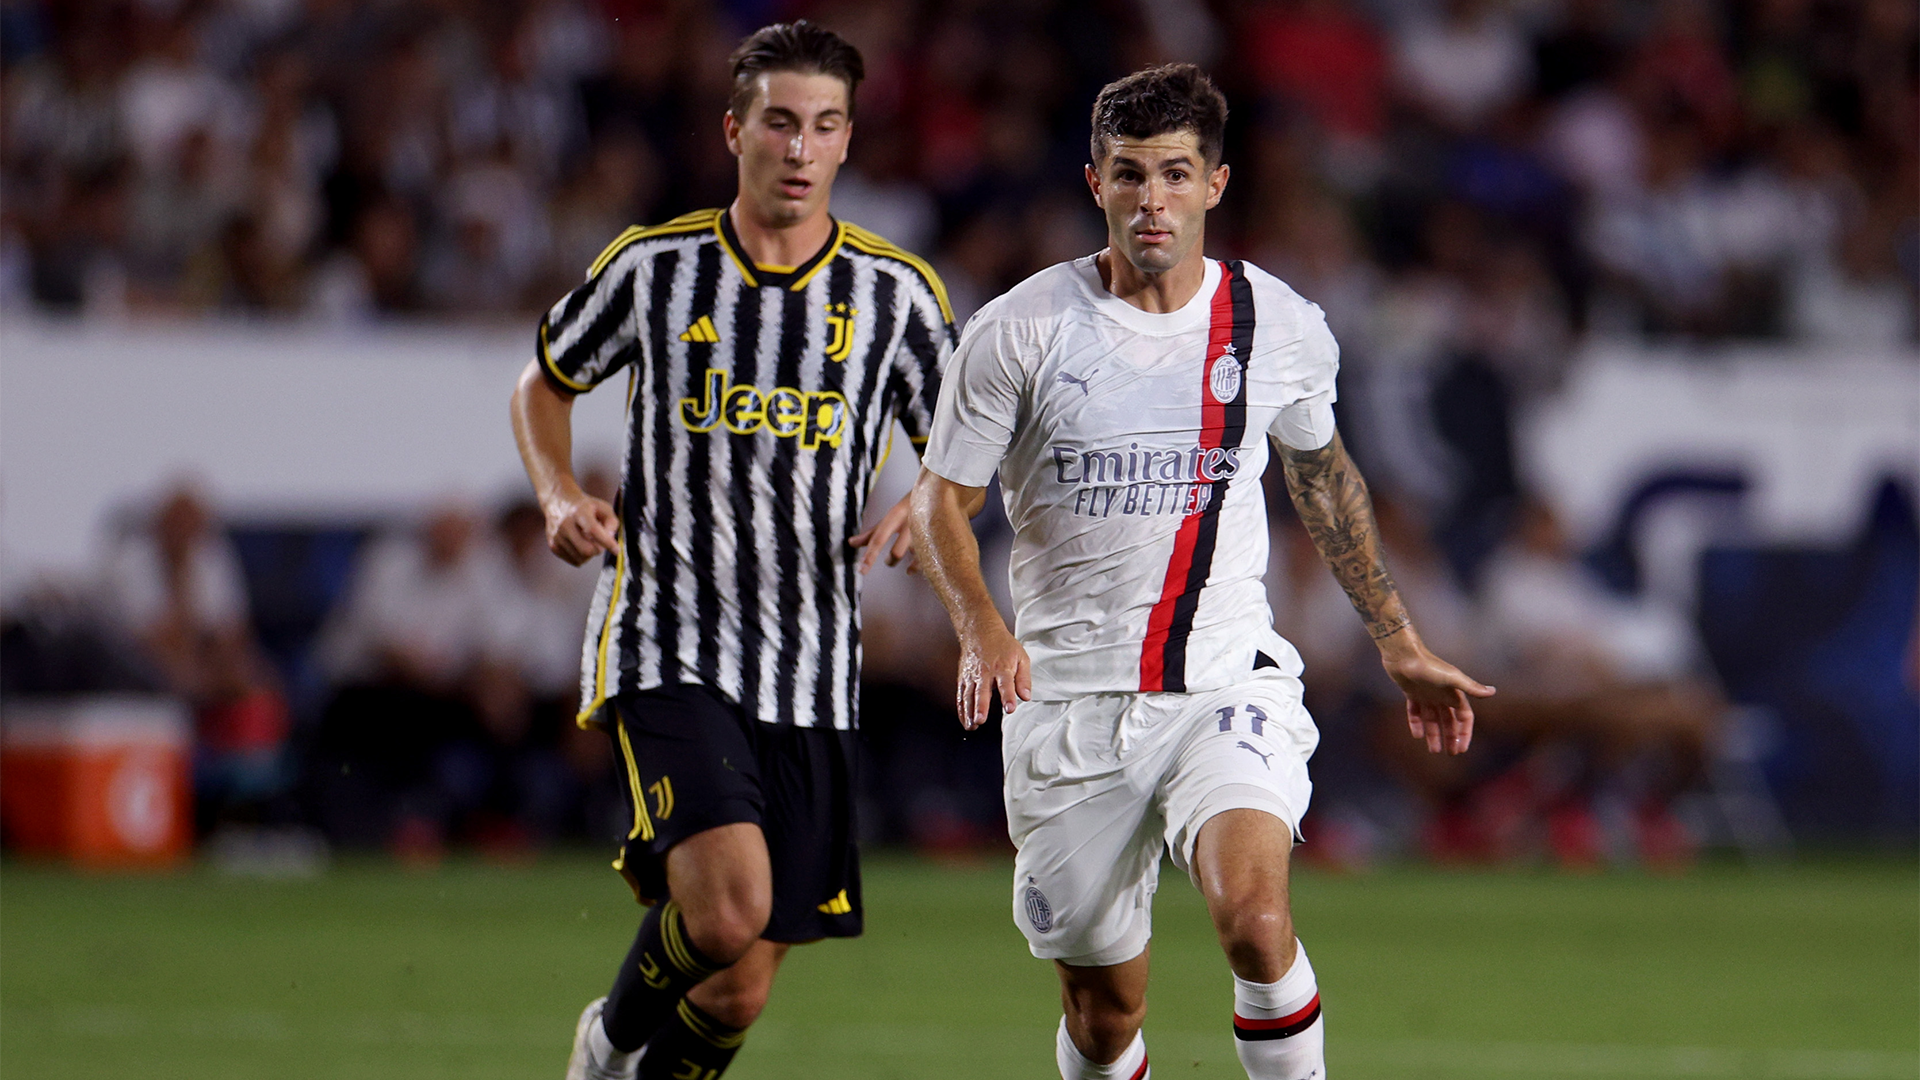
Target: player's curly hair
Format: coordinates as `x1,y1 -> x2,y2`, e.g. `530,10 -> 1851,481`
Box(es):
1090,63 -> 1228,166
728,21 -> 865,119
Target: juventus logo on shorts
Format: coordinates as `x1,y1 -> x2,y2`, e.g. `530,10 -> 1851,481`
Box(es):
1023,879 -> 1053,933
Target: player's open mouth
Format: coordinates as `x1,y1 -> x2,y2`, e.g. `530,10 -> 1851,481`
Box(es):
779,178 -> 812,197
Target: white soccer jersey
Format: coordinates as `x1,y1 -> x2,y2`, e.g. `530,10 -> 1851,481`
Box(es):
924,256 -> 1339,699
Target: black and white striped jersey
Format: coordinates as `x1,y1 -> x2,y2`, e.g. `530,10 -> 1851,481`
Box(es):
540,207 -> 953,731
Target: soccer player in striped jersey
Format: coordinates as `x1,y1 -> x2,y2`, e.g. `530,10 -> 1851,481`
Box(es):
509,22 -> 951,1080
910,66 -> 1493,1080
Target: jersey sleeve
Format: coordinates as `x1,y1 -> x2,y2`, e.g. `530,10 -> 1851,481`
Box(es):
536,242 -> 648,393
1269,299 -> 1341,451
886,267 -> 956,446
922,305 -> 1026,487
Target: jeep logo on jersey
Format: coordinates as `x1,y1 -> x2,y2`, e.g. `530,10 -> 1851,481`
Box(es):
679,368 -> 847,448
1209,345 -> 1242,403
1023,882 -> 1053,933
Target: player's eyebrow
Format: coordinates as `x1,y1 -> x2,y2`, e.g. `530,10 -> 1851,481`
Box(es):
1108,152 -> 1195,173
762,105 -> 847,123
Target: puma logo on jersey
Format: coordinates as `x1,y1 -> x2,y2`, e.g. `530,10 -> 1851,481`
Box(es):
679,368 -> 847,449
1237,741 -> 1273,768
678,315 -> 720,343
1057,368 -> 1098,395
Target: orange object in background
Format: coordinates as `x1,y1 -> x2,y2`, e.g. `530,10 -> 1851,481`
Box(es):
1,696 -> 192,867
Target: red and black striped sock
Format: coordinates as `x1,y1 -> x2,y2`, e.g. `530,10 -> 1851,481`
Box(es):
1233,941 -> 1325,1079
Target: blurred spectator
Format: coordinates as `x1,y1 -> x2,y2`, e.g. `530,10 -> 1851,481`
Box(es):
312,503 -> 505,854
1402,497 -> 1724,868
0,0 -> 1904,341
107,483 -> 292,835
483,498 -> 601,842
545,133 -> 656,284
1393,0 -> 1533,131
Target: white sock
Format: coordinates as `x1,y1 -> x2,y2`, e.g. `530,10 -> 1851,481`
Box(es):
1056,1015 -> 1150,1080
1232,940 -> 1325,1079
590,1013 -> 644,1072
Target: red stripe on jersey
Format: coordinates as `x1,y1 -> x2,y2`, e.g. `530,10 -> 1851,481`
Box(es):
1234,994 -> 1322,1031
1128,1053 -> 1151,1080
1139,264 -> 1238,692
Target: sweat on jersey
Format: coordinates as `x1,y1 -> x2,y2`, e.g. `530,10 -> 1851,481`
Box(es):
539,208 -> 953,731
922,255 -> 1339,700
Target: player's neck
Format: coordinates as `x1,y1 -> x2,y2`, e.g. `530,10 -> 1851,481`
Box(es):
727,196 -> 834,270
1097,243 -> 1209,314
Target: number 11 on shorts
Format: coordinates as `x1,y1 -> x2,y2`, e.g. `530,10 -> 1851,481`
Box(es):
1215,704 -> 1268,734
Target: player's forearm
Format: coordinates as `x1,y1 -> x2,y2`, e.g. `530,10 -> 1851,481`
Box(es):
510,360 -> 584,511
1277,432 -> 1413,644
908,471 -> 1004,639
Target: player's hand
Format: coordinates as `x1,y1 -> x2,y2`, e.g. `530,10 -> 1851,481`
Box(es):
543,487 -> 619,566
956,622 -> 1031,731
849,495 -> 916,574
1377,629 -> 1494,755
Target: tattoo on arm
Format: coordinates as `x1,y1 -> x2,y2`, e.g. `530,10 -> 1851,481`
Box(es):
1278,432 -> 1412,641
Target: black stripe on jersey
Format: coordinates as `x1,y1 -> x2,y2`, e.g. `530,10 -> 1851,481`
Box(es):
890,288 -> 944,442
768,283 -> 813,725
728,280 -> 767,709
641,248 -> 684,685
1162,261 -> 1255,691
839,268 -> 901,726
811,256 -> 859,727
683,243 -> 726,685
565,270 -> 640,378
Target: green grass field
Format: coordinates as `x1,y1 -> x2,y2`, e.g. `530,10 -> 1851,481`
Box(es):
3,852 -> 1915,1079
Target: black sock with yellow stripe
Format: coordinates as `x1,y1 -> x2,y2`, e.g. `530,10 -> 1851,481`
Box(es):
636,999 -> 747,1080
603,900 -> 728,1052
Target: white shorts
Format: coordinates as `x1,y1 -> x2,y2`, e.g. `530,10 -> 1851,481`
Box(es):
1002,670 -> 1318,967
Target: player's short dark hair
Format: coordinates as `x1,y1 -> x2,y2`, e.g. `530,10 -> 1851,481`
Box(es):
728,21 -> 864,119
1090,63 -> 1228,167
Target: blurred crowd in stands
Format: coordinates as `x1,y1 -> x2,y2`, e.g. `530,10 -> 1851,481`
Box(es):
2,0 -> 1912,866
3,0 -> 1913,343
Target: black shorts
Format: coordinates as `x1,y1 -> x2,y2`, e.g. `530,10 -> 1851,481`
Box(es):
606,685 -> 861,942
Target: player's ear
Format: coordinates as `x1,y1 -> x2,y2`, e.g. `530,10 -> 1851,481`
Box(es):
1204,162 -> 1229,210
1085,163 -> 1104,208
723,110 -> 744,157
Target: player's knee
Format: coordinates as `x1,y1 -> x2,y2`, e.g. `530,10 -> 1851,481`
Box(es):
681,893 -> 771,964
1066,996 -> 1147,1060
1215,906 -> 1295,970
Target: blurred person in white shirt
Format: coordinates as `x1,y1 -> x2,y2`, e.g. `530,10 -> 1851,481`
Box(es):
109,483 -> 290,831
1462,497 -> 1722,867
314,502 -> 506,854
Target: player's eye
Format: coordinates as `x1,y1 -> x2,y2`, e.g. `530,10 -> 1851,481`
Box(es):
1167,170 -> 1187,183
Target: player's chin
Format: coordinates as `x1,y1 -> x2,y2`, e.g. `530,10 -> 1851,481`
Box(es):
1126,245 -> 1180,273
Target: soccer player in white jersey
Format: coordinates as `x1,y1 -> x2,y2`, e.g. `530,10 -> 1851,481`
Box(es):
910,65 -> 1493,1080
511,21 -> 950,1080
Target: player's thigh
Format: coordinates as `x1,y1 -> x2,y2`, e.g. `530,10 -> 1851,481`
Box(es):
1004,696 -> 1167,968
1160,673 -> 1317,878
608,686 -> 766,904
749,723 -> 863,943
